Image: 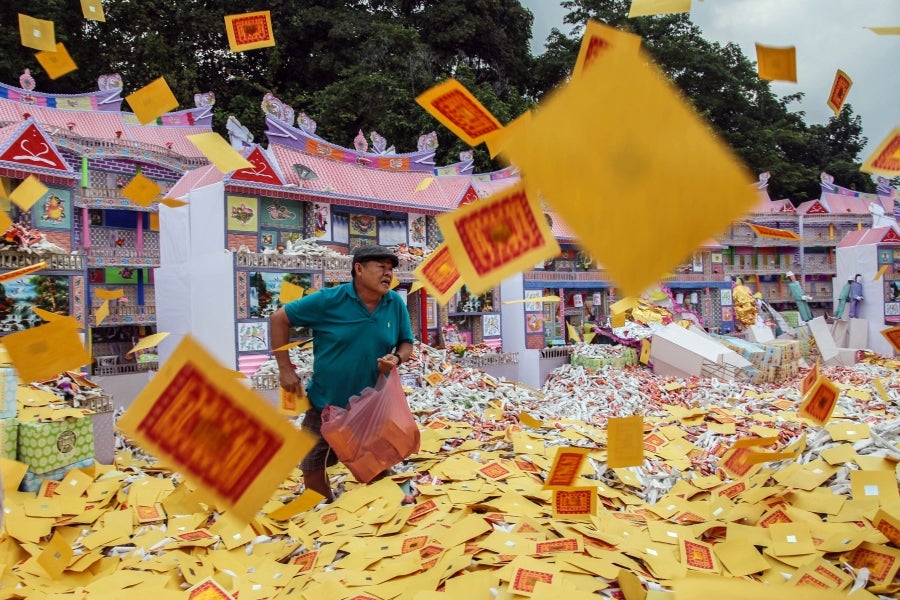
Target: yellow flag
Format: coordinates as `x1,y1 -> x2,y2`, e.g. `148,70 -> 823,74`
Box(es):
438,183 -> 559,295
186,133 -> 253,173
755,44 -> 797,82
95,288 -> 124,301
628,0 -> 691,18
34,42 -> 77,79
128,332 -> 171,355
416,79 -> 503,147
80,0 -> 106,21
2,317 -> 90,383
9,175 -> 48,211
224,11 -> 276,52
125,77 -> 179,125
121,173 -> 162,207
95,300 -> 110,326
18,14 -> 56,52
860,127 -> 900,176
279,281 -> 304,304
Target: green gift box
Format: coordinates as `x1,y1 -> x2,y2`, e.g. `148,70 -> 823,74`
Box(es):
0,418 -> 16,459
17,417 -> 94,474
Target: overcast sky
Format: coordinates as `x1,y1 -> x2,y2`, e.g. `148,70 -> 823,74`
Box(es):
520,0 -> 899,173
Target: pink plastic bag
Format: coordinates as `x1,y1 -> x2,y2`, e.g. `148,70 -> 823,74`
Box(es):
320,367 -> 420,483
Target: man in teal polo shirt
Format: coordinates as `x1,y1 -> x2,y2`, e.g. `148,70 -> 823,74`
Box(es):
270,245 -> 414,501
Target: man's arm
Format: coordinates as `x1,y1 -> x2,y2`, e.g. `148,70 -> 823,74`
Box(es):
270,307 -> 302,394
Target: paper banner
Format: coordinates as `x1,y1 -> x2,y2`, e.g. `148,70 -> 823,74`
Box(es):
121,173 -> 162,207
502,295 -> 560,305
35,42 -> 77,79
95,300 -> 110,326
438,183 -> 559,295
743,221 -> 801,241
412,242 -> 464,306
573,19 -> 642,80
224,11 -> 276,52
128,332 -> 171,355
9,175 -> 48,211
0,261 -> 47,283
80,0 -> 106,22
118,335 -> 316,523
187,133 -> 253,173
416,79 -> 503,147
628,0 -> 691,18
499,41 -> 757,297
2,317 -> 90,383
755,43 -> 797,82
18,14 -> 56,51
826,69 -> 852,116
861,127 -> 900,176
125,77 -> 179,125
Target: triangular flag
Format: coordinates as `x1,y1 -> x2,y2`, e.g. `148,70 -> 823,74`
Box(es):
628,0 -> 691,18
187,133 -> 253,173
35,42 -> 77,79
95,288 -> 125,301
121,173 -> 162,207
755,43 -> 797,82
159,197 -> 188,208
128,332 -> 171,355
437,183 -> 559,295
0,261 -> 47,284
0,123 -> 71,171
125,77 -> 179,125
860,127 -> 900,176
18,14 -> 56,52
415,177 -> 434,193
9,175 -> 47,211
224,11 -> 276,52
826,69 -> 852,116
80,0 -> 106,21
416,79 -> 503,147
95,300 -> 110,325
279,281 -> 304,304
230,147 -> 284,185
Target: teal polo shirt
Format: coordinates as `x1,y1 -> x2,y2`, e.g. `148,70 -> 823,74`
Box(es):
283,282 -> 414,410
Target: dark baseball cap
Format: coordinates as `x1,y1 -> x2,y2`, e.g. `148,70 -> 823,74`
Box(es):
351,245 -> 399,268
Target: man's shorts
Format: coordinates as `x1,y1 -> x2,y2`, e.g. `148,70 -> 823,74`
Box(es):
299,406 -> 340,471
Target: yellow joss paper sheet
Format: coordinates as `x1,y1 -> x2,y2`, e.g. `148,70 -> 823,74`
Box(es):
224,11 -> 276,52
9,175 -> 48,211
573,19 -> 641,80
187,133 -> 253,173
34,42 -> 77,79
500,44 -> 757,297
118,335 -> 317,522
628,0 -> 691,19
80,0 -> 105,22
861,128 -> 900,176
2,317 -> 90,383
416,79 -> 503,147
126,77 -> 179,125
606,416 -> 644,468
412,242 -> 464,305
438,183 -> 559,295
121,173 -> 162,207
18,14 -> 56,51
826,69 -> 852,116
755,44 -> 797,82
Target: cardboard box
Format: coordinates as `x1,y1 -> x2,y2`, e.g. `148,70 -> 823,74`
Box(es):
0,418 -> 16,459
17,417 -> 94,474
651,325 -> 751,379
0,365 -> 17,419
19,456 -> 94,494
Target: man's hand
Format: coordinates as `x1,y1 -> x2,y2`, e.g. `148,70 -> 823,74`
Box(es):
377,353 -> 400,374
279,368 -> 303,395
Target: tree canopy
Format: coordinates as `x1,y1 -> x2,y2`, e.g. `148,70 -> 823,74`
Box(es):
0,0 -> 875,200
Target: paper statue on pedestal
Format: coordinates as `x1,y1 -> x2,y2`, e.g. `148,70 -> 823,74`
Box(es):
732,277 -> 757,330
835,279 -> 852,319
849,273 -> 863,318
785,271 -> 813,322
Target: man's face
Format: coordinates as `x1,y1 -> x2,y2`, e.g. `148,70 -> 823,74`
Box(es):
355,259 -> 395,295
